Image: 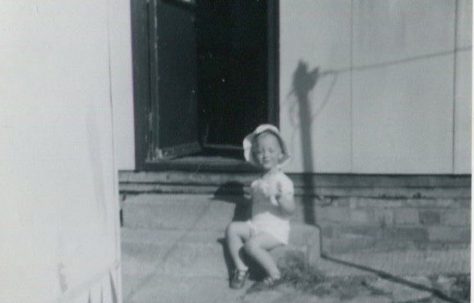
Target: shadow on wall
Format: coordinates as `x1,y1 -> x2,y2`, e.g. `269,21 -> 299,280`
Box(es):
287,62 -> 466,303
288,60 -> 338,225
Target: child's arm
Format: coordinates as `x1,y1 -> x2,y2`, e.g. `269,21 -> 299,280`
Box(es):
275,181 -> 295,218
276,193 -> 295,217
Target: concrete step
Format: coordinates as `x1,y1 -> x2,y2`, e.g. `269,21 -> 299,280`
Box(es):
122,194 -> 236,231
121,193 -> 470,254
122,224 -> 321,276
120,171 -> 470,188
119,171 -> 470,198
122,194 -> 470,230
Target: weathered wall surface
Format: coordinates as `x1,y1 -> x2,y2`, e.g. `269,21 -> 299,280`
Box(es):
115,0 -> 471,174
110,0 -> 135,170
0,1 -> 121,302
280,0 -> 471,174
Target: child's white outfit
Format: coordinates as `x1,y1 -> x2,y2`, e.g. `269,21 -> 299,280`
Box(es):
247,170 -> 294,245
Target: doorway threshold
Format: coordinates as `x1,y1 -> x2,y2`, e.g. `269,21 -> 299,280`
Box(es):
143,155 -> 259,173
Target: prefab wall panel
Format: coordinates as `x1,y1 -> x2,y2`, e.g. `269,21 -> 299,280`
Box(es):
280,0 -> 471,174
0,1 -> 121,302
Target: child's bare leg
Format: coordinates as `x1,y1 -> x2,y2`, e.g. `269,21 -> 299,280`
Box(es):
225,222 -> 251,271
244,233 -> 283,279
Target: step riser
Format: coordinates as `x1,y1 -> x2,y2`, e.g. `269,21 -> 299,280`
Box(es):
123,195 -> 470,228
120,172 -> 471,188
120,183 -> 470,198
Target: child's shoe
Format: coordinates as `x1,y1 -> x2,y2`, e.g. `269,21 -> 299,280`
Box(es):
246,275 -> 283,293
230,269 -> 249,289
263,276 -> 282,288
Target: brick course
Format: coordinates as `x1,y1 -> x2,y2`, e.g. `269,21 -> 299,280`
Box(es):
428,226 -> 471,242
419,210 -> 441,225
443,209 -> 470,226
394,208 -> 419,225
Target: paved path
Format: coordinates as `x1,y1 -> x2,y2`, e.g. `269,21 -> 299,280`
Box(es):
121,227 -> 469,303
121,193 -> 469,303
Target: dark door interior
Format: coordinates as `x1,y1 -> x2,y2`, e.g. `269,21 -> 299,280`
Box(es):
131,0 -> 277,167
196,0 -> 269,149
151,0 -> 201,160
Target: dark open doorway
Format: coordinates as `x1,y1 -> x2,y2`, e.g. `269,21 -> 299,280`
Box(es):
197,0 -> 274,149
131,0 -> 279,170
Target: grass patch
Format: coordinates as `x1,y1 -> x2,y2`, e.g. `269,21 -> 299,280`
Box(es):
247,252 -> 380,300
430,274 -> 470,302
450,274 -> 470,302
246,252 -> 470,303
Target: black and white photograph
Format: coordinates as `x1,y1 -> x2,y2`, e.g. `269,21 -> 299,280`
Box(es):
1,0 -> 472,302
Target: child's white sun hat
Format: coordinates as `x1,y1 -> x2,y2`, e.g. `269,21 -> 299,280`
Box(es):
243,124 -> 290,166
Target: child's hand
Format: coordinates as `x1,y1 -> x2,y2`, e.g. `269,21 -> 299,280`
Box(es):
249,225 -> 257,238
270,195 -> 279,206
268,182 -> 283,206
276,182 -> 284,197
244,186 -> 252,199
275,181 -> 295,217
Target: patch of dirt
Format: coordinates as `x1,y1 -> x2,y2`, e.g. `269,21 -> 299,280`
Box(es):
246,252 -> 380,301
246,253 -> 470,303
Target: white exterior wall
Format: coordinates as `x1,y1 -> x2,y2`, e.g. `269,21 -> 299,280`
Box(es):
280,0 -> 472,174
279,0 -> 353,173
110,0 -> 136,171
0,1 -> 121,302
114,0 -> 471,174
454,0 -> 472,174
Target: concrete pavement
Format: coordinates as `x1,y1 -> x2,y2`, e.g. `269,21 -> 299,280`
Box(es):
121,193 -> 470,303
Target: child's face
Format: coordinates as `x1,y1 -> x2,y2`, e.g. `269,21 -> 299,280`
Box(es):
253,132 -> 283,171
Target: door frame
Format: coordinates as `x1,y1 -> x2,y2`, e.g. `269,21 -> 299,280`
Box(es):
131,0 -> 280,170
267,0 -> 279,126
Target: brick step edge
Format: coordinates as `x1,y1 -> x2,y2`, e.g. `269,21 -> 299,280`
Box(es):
119,171 -> 471,188
119,183 -> 470,198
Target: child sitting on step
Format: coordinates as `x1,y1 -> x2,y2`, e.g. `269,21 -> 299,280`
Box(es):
226,124 -> 295,289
